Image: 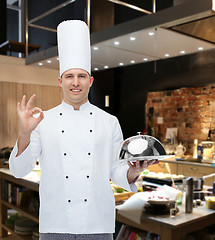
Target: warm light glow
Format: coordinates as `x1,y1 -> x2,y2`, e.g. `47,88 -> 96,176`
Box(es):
93,46 -> 99,50
114,41 -> 120,45
198,47 -> 203,51
165,53 -> 170,57
131,60 -> 135,64
105,95 -> 109,107
38,62 -> 43,66
119,62 -> 124,66
143,58 -> 148,61
180,50 -> 185,54
104,66 -> 109,69
94,68 -> 99,71
47,60 -> 52,63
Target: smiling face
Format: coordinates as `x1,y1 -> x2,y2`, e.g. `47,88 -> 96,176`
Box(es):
58,68 -> 94,110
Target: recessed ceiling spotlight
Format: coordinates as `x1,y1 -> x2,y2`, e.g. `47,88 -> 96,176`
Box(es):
93,46 -> 99,50
180,50 -> 185,54
104,66 -> 109,69
47,60 -> 52,63
131,60 -> 135,64
94,68 -> 99,71
130,37 -> 136,41
38,62 -> 43,66
198,47 -> 203,51
119,63 -> 124,66
164,53 -> 170,57
114,41 -> 120,46
143,58 -> 148,61
148,32 -> 154,36
56,57 -> 59,61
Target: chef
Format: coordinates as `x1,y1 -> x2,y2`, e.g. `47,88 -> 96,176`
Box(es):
9,20 -> 156,240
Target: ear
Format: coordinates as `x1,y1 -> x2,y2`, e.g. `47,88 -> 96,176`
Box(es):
89,76 -> 94,87
58,77 -> 62,87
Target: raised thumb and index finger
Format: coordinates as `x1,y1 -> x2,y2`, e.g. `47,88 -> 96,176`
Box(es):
31,107 -> 43,115
31,107 -> 44,124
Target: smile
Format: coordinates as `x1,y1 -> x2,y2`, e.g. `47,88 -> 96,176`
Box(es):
71,89 -> 81,92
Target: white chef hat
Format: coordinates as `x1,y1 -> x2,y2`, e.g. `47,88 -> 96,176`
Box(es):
57,20 -> 91,76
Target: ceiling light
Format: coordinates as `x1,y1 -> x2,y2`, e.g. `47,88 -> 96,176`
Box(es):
198,47 -> 203,51
131,60 -> 135,64
143,58 -> 148,61
114,41 -> 120,46
104,66 -> 109,69
180,50 -> 185,54
38,62 -> 43,66
47,60 -> 52,63
165,54 -> 170,57
130,37 -> 136,41
148,32 -> 154,36
56,57 -> 59,61
94,68 -> 99,71
119,63 -> 124,66
93,46 -> 99,50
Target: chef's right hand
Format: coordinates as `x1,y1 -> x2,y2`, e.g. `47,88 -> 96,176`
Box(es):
17,94 -> 44,136
16,94 -> 44,157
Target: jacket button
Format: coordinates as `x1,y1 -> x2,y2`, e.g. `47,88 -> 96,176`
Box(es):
90,112 -> 92,115
86,175 -> 89,178
90,130 -> 92,132
60,113 -> 63,116
84,199 -> 87,202
68,200 -> 71,203
66,176 -> 68,178
64,153 -> 67,156
62,130 -> 64,133
88,153 -> 91,155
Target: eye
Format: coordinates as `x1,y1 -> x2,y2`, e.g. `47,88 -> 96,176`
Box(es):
79,75 -> 86,78
66,75 -> 72,79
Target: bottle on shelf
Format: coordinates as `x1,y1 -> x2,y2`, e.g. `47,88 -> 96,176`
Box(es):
197,143 -> 203,161
193,139 -> 198,159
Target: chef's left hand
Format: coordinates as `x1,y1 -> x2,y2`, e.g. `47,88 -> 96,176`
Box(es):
127,160 -> 159,184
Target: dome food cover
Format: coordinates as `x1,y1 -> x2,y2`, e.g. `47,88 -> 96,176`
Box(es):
119,133 -> 174,162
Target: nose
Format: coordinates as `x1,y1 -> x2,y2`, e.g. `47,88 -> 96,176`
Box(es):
73,76 -> 79,87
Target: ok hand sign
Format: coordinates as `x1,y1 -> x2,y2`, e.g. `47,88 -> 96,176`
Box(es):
17,94 -> 44,136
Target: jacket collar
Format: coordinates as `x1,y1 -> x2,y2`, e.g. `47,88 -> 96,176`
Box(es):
61,100 -> 91,111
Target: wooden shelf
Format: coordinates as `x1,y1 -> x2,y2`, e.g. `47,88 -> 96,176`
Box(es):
0,169 -> 39,239
0,40 -> 41,55
0,171 -> 39,192
1,200 -> 39,224
2,224 -> 33,240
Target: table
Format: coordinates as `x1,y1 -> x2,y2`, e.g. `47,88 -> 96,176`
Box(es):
116,203 -> 215,240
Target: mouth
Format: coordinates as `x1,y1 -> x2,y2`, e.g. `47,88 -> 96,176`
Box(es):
70,89 -> 81,93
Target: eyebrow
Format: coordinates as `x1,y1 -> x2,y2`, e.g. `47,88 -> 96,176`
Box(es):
64,73 -> 88,77
79,73 -> 88,76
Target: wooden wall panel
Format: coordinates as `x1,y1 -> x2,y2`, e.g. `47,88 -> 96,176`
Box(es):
0,82 -> 62,148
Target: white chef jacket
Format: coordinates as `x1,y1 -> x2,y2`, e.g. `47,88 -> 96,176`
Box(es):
9,101 -> 137,234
